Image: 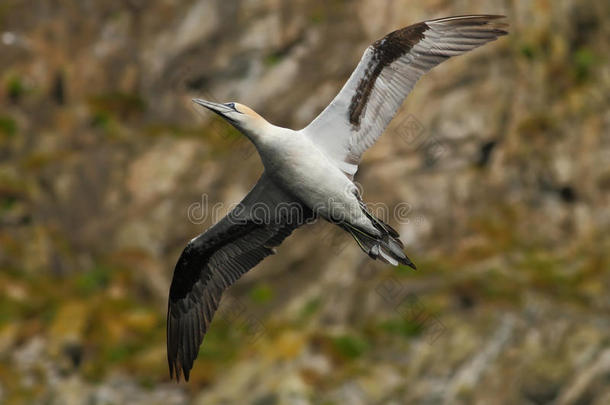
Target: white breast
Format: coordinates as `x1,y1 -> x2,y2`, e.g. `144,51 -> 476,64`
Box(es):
258,129 -> 372,229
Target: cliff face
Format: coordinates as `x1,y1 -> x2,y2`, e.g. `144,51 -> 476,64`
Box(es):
1,0 -> 609,404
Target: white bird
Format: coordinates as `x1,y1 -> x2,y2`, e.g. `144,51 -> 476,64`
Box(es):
167,14 -> 508,380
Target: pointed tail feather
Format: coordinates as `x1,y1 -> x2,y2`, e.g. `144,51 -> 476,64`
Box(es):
343,222 -> 416,269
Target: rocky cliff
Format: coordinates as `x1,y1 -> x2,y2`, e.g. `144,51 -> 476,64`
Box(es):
1,0 -> 609,404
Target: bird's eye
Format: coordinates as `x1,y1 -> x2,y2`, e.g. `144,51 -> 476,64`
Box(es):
225,102 -> 243,114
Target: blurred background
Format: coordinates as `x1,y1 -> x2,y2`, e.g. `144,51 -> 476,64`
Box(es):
1,0 -> 609,404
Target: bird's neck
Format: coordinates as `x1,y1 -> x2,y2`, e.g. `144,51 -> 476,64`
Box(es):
239,117 -> 277,146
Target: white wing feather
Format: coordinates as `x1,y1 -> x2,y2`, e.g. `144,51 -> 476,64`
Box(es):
302,15 -> 508,177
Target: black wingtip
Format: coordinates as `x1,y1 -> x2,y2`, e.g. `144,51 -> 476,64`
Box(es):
168,363 -> 191,383
169,361 -> 179,382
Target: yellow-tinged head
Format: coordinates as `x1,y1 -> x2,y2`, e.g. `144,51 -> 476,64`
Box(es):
192,99 -> 269,140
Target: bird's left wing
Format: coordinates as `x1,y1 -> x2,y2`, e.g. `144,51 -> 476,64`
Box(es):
167,174 -> 313,381
303,15 -> 508,177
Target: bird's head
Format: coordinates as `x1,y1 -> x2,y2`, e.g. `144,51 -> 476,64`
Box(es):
192,99 -> 269,139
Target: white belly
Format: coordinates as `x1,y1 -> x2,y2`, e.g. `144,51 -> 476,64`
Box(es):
258,131 -> 375,231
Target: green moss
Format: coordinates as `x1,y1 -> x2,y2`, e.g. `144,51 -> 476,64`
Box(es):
0,115 -> 17,137
1,195 -> 16,212
0,297 -> 20,326
6,75 -> 24,102
298,297 -> 321,321
396,263 -> 418,275
520,44 -> 536,60
573,47 -> 596,82
75,265 -> 112,295
91,111 -> 112,130
138,376 -> 155,390
264,53 -> 282,67
519,251 -> 578,298
106,342 -> 139,363
249,283 -> 274,304
88,92 -> 146,119
197,320 -> 239,362
331,335 -> 369,359
379,317 -> 423,339
39,304 -> 57,326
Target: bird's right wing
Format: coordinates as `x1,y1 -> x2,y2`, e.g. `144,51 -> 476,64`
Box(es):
167,174 -> 313,381
303,15 -> 508,178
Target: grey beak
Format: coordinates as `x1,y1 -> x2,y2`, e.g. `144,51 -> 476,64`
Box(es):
192,98 -> 232,115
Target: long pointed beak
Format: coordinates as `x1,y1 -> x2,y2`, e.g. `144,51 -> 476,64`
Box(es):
192,98 -> 231,115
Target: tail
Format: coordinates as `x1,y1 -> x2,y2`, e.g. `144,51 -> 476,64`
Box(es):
342,202 -> 416,269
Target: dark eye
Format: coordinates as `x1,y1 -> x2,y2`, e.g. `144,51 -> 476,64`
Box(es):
225,102 -> 242,114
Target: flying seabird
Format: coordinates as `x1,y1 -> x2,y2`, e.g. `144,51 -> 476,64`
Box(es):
167,14 -> 508,380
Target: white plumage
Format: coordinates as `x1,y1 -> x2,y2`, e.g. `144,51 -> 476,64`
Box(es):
304,15 -> 508,177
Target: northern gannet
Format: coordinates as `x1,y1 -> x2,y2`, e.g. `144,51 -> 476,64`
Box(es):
168,15 -> 508,380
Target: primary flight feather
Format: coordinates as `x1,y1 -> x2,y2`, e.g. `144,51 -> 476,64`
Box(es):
168,14 -> 508,381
